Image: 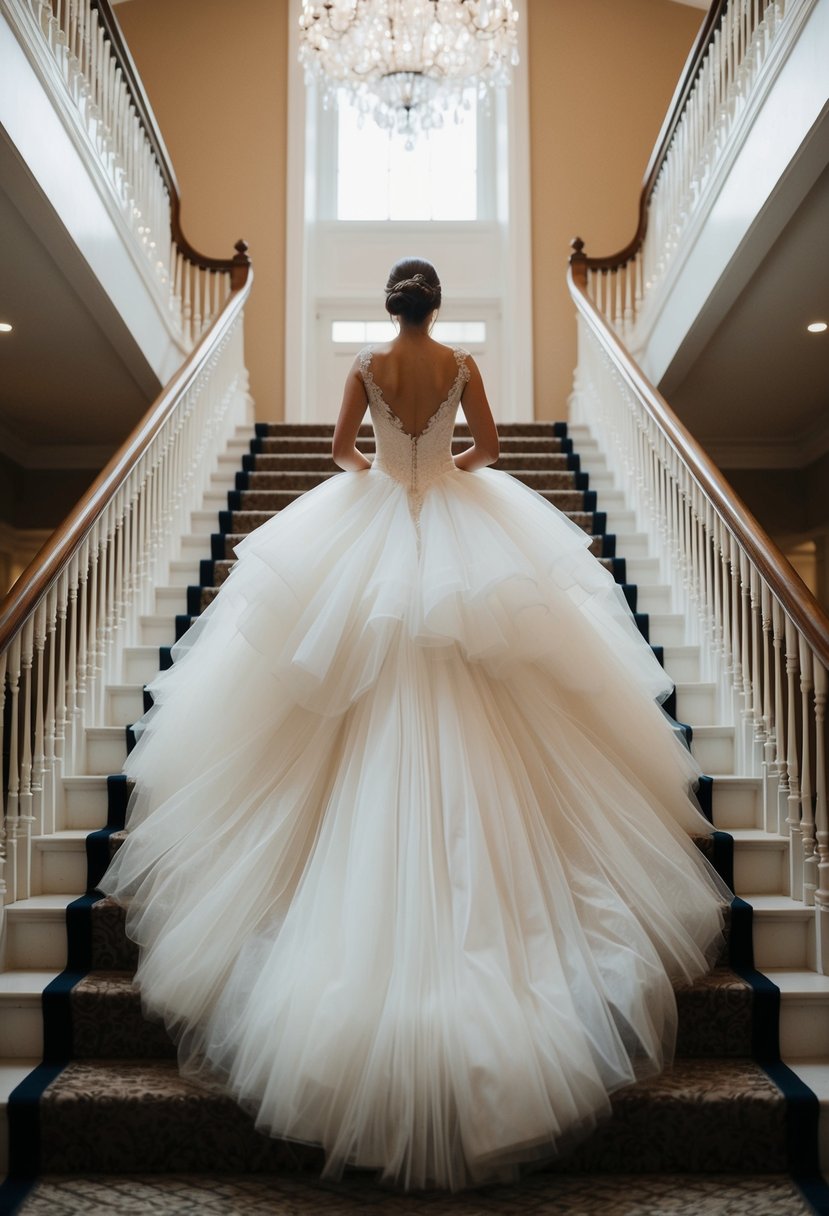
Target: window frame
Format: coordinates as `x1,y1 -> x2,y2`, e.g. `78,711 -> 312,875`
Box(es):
317,87 -> 496,224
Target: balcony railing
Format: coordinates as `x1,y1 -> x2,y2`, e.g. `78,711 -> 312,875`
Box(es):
4,0 -> 239,344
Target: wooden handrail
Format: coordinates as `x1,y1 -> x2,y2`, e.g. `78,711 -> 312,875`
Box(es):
0,253 -> 253,653
89,0 -> 240,273
568,251 -> 829,666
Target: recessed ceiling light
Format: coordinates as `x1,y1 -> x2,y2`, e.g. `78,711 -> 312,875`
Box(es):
0,322 -> 12,333
807,321 -> 827,333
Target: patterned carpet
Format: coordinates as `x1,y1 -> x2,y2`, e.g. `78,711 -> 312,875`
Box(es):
16,1171 -> 815,1215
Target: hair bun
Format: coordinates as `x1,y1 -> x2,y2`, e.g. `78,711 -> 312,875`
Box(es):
384,259 -> 442,324
385,277 -> 440,313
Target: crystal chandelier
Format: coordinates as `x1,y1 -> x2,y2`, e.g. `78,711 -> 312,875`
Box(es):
298,1 -> 520,143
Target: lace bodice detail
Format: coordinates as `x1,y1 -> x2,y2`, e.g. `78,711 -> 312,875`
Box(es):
359,347 -> 470,514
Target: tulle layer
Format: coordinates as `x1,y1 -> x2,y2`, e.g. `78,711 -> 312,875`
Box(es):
100,464 -> 729,1190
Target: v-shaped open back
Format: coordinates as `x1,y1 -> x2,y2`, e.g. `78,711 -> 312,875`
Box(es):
360,347 -> 469,442
358,346 -> 471,518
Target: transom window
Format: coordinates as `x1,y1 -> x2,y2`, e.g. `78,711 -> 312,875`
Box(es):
331,320 -> 486,345
335,90 -> 480,221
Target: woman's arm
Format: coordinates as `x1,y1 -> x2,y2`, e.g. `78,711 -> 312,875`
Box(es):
454,357 -> 499,471
332,359 -> 372,472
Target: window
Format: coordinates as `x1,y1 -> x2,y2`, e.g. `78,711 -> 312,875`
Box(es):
335,90 -> 480,221
286,1 -> 532,424
331,320 -> 486,345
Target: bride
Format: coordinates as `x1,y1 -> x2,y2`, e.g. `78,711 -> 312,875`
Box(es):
100,256 -> 729,1191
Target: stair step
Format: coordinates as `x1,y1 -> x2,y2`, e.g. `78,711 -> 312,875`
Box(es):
624,556 -> 662,585
154,586 -> 187,614
634,584 -> 672,613
139,614 -> 175,647
0,1058 -> 41,1174
122,646 -> 162,685
711,777 -> 763,831
744,895 -> 815,970
226,487 -> 595,513
660,645 -> 701,683
689,725 -> 735,775
613,530 -> 650,557
31,832 -> 89,896
238,467 -> 584,491
218,509 -> 605,537
4,895 -> 75,969
32,965 -> 748,1064
6,1172 -> 818,1213
0,971 -> 61,1057
248,434 -> 573,456
790,1060 -> 829,1169
85,727 -> 127,775
105,683 -> 146,728
767,970 -> 829,1059
674,681 -> 718,724
20,1057 -> 789,1174
166,559 -> 201,587
643,613 -> 686,647
62,775 -> 110,831
255,421 -> 567,439
730,829 -> 790,896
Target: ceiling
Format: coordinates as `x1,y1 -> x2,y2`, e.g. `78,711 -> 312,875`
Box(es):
0,177 -> 156,467
666,163 -> 829,467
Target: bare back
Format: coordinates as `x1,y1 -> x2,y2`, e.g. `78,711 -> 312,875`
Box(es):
368,338 -> 463,439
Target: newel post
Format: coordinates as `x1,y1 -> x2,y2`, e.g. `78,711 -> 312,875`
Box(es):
231,239 -> 251,291
569,237 -> 588,287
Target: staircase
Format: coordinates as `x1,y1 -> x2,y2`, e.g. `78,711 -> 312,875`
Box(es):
2,421 -> 828,1212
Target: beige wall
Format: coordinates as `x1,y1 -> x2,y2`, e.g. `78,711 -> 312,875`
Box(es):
527,0 -> 702,418
116,0 -> 288,419
117,0 -> 699,421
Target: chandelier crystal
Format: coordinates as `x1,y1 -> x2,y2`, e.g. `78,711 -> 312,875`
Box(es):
298,1 -> 520,143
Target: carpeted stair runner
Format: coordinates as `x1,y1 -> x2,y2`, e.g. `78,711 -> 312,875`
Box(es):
3,422 -> 827,1215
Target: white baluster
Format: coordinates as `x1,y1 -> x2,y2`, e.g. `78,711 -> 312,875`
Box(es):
785,617 -> 802,899
32,602 -> 47,838
17,620 -> 35,901
0,649 -> 7,904
6,635 -> 21,904
800,640 -> 816,907
814,660 -> 829,972
44,585 -> 58,835
772,598 -> 788,833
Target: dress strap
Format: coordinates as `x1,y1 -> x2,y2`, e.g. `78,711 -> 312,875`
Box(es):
453,347 -> 472,394
358,346 -> 373,381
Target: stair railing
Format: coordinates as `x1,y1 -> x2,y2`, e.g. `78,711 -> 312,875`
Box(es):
0,0 -> 257,914
0,247 -> 252,912
568,0 -> 829,972
579,0 -> 802,343
3,0 -> 235,345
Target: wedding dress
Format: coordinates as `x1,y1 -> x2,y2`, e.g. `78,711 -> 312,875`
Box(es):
100,346 -> 729,1190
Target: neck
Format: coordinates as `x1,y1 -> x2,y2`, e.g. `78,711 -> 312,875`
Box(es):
396,317 -> 433,339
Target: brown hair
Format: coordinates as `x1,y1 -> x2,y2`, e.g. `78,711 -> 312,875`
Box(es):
384,258 -> 441,325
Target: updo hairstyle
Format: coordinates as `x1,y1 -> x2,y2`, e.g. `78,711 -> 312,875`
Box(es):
385,258 -> 441,325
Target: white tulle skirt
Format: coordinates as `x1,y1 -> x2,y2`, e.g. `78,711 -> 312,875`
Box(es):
100,464 -> 729,1190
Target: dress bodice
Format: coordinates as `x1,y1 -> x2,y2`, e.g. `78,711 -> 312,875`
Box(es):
359,347 -> 471,513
